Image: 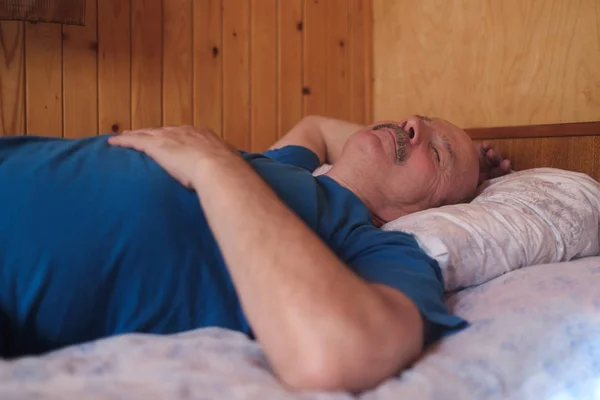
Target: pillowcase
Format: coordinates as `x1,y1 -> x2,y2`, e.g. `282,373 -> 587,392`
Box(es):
381,168 -> 600,291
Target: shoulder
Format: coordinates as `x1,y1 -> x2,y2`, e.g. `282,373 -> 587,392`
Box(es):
261,145 -> 321,172
346,225 -> 430,265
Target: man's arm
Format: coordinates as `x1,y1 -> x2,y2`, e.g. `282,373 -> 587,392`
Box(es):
109,127 -> 423,392
194,151 -> 423,391
270,116 -> 364,165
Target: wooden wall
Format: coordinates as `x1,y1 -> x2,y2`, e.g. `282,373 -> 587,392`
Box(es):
0,0 -> 372,152
372,0 -> 600,128
373,0 -> 600,177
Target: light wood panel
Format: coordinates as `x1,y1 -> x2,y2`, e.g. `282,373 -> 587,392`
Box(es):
250,0 -> 277,152
98,0 -> 131,134
163,0 -> 193,126
348,0 -> 368,124
131,0 -> 163,129
1,0 -> 373,147
0,21 -> 25,135
372,0 -> 600,128
277,0 -> 303,138
325,0 -> 349,120
25,22 -> 62,137
222,0 -> 250,150
193,0 -> 222,137
302,0 -> 327,116
62,0 -> 98,138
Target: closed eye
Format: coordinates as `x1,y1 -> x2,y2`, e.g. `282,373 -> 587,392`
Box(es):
431,144 -> 441,164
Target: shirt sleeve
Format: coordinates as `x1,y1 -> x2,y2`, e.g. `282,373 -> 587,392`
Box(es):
347,229 -> 468,346
261,145 -> 321,172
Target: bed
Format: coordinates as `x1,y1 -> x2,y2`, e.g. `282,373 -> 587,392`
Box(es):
1,121 -> 600,400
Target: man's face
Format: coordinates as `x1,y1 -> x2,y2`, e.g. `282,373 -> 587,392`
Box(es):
341,115 -> 479,213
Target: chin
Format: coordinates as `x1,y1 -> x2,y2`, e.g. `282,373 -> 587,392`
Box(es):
350,131 -> 395,164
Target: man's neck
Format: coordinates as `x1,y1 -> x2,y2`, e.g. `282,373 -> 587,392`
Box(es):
324,167 -> 406,226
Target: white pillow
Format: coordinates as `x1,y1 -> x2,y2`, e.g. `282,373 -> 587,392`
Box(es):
381,168 -> 600,291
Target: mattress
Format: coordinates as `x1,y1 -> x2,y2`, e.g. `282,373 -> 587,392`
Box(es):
1,256 -> 600,400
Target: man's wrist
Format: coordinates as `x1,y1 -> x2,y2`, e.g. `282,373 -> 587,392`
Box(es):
190,149 -> 248,190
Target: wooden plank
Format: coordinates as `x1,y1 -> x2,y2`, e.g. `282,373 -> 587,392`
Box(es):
567,136 -> 596,176
476,133 -> 600,182
540,137 -> 570,170
276,0 -> 302,137
250,0 -> 277,152
348,0 -> 365,124
131,0 -> 163,129
222,0 -> 250,150
62,0 -> 98,138
0,21 -> 25,135
0,1 -> 86,25
593,137 -> 600,180
163,0 -> 193,126
325,0 -> 349,120
466,121 -> 600,140
25,22 -> 62,137
192,0 -> 222,137
98,0 -> 131,134
363,0 -> 373,122
349,0 -> 372,124
303,0 -> 327,116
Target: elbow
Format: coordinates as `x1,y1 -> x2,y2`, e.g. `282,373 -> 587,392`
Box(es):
279,357 -> 345,392
280,349 -> 369,392
278,330 -> 418,392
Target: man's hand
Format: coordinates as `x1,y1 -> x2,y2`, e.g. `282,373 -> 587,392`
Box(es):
108,125 -> 237,189
477,142 -> 512,185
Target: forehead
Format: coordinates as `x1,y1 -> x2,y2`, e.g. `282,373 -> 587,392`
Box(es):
429,117 -> 464,138
429,118 -> 471,150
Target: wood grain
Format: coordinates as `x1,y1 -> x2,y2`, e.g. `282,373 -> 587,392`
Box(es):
3,0 -> 373,148
303,0 -> 327,116
325,0 -> 349,120
62,0 -> 98,138
0,21 -> 25,135
98,0 -> 131,134
193,0 -> 222,136
163,0 -> 193,126
277,0 -> 302,138
373,0 -> 600,127
474,135 -> 600,181
250,0 -> 277,152
131,0 -> 163,129
25,22 -> 62,137
222,0 -> 250,150
363,0 -> 373,123
466,121 -> 600,140
348,0 -> 366,124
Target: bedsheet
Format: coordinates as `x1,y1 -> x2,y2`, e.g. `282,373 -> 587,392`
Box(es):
1,256 -> 600,400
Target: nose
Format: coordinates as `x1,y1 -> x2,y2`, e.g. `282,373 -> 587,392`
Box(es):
403,115 -> 428,145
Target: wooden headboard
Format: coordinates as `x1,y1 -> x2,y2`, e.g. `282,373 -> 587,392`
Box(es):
465,121 -> 600,182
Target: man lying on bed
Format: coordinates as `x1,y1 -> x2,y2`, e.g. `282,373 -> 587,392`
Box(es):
0,115 -> 510,392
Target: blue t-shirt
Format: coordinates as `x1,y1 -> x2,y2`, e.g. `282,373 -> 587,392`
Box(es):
0,135 -> 466,357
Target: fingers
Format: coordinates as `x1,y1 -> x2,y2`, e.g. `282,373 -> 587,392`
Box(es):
479,142 -> 492,153
121,127 -> 165,136
108,131 -> 157,153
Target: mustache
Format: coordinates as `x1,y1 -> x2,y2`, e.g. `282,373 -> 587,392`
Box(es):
372,123 -> 408,164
